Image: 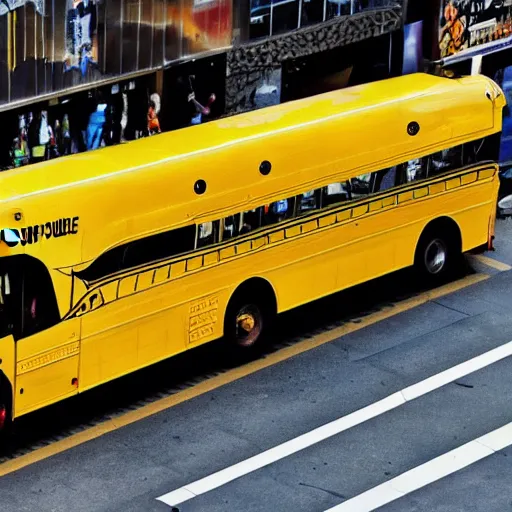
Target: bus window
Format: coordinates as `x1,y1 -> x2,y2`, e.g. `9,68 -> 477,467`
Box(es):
262,197 -> 295,226
405,158 -> 427,182
240,208 -> 262,235
350,174 -> 372,198
428,145 -> 463,177
323,181 -> 350,207
297,189 -> 322,214
372,167 -> 398,192
222,214 -> 241,240
122,225 -> 196,270
0,257 -> 60,340
196,220 -> 219,249
464,134 -> 500,165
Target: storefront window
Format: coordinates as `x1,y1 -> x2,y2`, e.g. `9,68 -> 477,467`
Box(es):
249,0 -> 300,39
0,0 -> 232,103
300,0 -> 324,27
249,0 -> 270,39
271,0 -> 299,36
326,0 -> 350,19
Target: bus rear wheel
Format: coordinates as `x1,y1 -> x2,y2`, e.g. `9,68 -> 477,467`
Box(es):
414,226 -> 460,283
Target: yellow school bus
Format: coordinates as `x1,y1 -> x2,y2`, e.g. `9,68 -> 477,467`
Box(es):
0,72 -> 505,435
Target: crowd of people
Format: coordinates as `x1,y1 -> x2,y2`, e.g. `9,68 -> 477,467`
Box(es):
4,75 -> 217,171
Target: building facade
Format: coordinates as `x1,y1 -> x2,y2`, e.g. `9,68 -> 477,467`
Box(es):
0,0 -> 406,170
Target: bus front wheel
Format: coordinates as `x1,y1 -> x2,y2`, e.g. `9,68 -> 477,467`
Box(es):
224,297 -> 273,355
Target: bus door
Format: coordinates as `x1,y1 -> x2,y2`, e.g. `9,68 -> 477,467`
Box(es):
0,257 -> 80,418
0,273 -> 16,424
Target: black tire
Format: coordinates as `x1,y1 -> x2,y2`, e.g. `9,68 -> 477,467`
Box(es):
223,293 -> 273,356
414,226 -> 461,284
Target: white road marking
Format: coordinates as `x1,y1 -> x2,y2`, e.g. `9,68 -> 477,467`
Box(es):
156,340 -> 512,508
324,422 -> 512,512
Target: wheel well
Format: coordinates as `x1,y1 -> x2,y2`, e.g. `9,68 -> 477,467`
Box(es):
417,217 -> 462,253
227,277 -> 278,318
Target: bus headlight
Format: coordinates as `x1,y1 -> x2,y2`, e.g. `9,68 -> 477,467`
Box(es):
498,194 -> 512,216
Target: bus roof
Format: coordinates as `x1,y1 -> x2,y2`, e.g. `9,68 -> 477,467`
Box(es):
0,72 -> 500,202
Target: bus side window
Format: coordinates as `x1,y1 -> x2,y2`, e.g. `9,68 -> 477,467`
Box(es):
350,174 -> 372,198
196,220 -> 219,249
428,145 -> 463,177
222,214 -> 241,241
404,158 -> 428,182
123,225 -> 196,269
240,208 -> 262,235
322,181 -> 351,207
466,134 -> 500,164
262,198 -> 295,226
372,167 -> 398,193
297,189 -> 322,214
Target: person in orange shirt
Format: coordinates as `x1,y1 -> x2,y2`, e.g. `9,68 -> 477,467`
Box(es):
147,100 -> 161,135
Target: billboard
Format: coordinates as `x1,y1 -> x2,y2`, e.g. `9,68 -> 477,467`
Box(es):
439,0 -> 512,59
0,0 -> 232,105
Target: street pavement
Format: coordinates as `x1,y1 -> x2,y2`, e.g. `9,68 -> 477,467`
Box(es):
0,219 -> 511,512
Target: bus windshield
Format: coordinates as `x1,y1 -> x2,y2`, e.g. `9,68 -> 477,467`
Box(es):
0,258 -> 60,340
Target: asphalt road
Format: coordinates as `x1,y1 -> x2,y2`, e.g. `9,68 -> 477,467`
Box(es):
0,219 -> 511,512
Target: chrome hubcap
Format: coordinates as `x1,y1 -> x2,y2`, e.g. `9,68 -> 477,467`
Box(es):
235,305 -> 262,347
424,239 -> 447,275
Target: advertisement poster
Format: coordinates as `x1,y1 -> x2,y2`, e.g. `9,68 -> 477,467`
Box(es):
190,0 -> 232,51
439,0 -> 512,59
64,0 -> 99,76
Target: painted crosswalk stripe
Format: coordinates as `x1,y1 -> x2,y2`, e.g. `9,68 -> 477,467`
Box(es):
324,422 -> 512,512
156,340 -> 512,508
